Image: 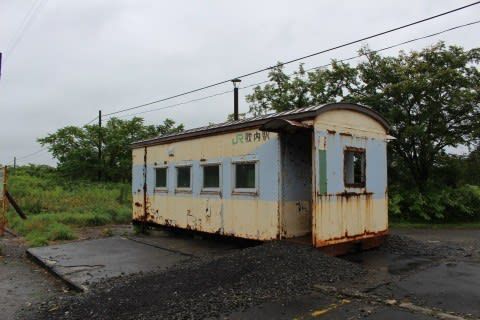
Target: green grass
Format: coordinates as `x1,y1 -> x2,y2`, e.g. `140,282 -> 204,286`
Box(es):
6,166 -> 132,247
390,221 -> 480,229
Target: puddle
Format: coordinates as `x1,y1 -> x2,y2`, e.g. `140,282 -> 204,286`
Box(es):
342,250 -> 435,276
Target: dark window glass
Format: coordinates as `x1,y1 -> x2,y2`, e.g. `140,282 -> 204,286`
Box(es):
203,165 -> 220,188
177,166 -> 191,188
344,149 -> 365,187
155,168 -> 167,188
235,163 -> 255,189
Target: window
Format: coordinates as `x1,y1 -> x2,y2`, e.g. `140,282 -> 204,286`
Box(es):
203,164 -> 220,190
176,166 -> 191,189
344,148 -> 366,188
234,162 -> 256,191
155,167 -> 167,189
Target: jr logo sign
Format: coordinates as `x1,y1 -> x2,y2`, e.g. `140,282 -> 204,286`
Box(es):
232,131 -> 270,145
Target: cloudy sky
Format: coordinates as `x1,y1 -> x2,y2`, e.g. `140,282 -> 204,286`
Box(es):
1,0 -> 479,166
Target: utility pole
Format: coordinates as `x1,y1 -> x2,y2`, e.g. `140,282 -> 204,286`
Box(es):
13,157 -> 16,170
98,110 -> 102,181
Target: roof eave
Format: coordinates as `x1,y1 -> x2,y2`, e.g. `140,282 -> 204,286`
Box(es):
131,103 -> 390,149
131,112 -> 317,148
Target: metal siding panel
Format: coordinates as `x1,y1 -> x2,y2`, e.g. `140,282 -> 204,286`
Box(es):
135,129 -> 281,240
312,109 -> 388,248
318,150 -> 327,194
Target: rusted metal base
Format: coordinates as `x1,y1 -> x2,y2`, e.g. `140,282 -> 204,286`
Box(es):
132,220 -> 388,256
317,233 -> 388,256
131,219 -> 262,246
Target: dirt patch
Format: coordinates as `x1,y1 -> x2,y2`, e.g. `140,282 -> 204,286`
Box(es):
73,224 -> 133,241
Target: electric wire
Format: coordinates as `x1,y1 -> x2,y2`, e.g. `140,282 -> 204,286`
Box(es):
104,19 -> 480,121
5,0 -> 48,62
111,90 -> 233,119
102,1 -> 480,117
10,15 -> 480,163
9,115 -> 101,165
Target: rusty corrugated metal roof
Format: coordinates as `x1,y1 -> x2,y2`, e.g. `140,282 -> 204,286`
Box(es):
131,103 -> 389,148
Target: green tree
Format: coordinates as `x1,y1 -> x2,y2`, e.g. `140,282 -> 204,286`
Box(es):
247,42 -> 480,193
38,117 -> 183,182
247,43 -> 480,221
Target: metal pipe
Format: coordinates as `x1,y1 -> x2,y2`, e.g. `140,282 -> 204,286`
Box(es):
234,87 -> 239,120
231,78 -> 241,121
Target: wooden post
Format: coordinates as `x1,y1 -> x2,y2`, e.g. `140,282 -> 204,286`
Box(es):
98,110 -> 102,181
0,166 -> 7,236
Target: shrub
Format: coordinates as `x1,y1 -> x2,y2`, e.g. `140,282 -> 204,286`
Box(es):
48,223 -> 76,241
5,167 -> 132,247
25,232 -> 49,247
389,185 -> 480,223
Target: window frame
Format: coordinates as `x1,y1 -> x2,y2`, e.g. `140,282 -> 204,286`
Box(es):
175,164 -> 192,193
154,166 -> 168,192
232,160 -> 258,195
201,162 -> 222,194
343,147 -> 366,188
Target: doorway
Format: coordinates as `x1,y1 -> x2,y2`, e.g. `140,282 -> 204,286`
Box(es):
260,119 -> 314,241
279,130 -> 313,239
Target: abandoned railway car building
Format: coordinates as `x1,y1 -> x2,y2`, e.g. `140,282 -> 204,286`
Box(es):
131,102 -> 390,250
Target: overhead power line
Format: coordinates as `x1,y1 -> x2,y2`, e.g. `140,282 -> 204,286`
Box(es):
10,114 -> 100,165
104,19 -> 480,121
110,90 -> 233,119
5,0 -> 48,62
10,147 -> 48,164
11,16 -> 480,164
102,1 -> 480,117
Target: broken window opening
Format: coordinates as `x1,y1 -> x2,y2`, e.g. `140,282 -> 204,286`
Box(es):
344,148 -> 366,188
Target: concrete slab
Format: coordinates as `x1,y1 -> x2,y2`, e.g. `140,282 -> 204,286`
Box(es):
130,230 -> 244,257
27,236 -> 191,291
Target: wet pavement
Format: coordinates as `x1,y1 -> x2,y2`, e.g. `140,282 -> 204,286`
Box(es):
377,260 -> 480,317
227,293 -> 439,320
0,235 -> 65,320
224,229 -> 480,320
392,228 -> 480,244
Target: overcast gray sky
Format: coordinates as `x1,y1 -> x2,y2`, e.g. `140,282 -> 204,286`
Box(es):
1,0 -> 479,166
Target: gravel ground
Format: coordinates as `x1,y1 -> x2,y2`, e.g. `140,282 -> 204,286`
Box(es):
379,234 -> 468,257
24,241 -> 364,320
22,234 -> 471,320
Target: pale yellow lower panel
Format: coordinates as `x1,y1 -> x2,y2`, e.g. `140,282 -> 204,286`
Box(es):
133,194 -> 279,240
281,200 -> 311,238
314,195 -> 388,246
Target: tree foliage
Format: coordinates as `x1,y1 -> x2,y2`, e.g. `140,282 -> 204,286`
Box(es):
247,42 -> 480,221
38,117 -> 183,182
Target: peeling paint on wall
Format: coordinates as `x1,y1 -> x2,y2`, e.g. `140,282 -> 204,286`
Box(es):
132,107 -> 389,247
